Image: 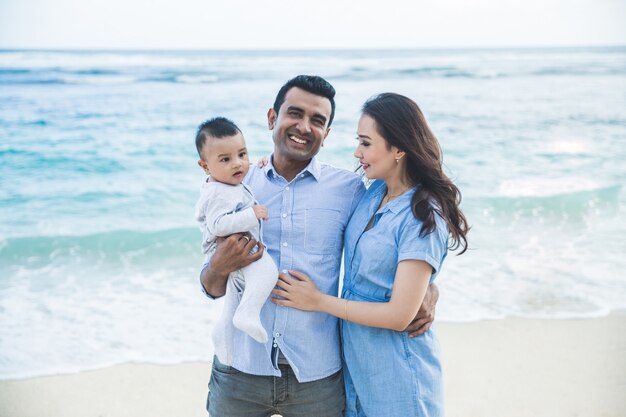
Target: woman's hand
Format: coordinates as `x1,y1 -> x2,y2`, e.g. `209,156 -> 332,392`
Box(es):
257,156 -> 269,168
248,156 -> 269,170
271,270 -> 323,311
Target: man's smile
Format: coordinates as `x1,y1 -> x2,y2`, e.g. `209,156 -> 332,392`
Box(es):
289,134 -> 309,145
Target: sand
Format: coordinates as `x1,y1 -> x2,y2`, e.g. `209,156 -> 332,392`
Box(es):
1,315 -> 625,417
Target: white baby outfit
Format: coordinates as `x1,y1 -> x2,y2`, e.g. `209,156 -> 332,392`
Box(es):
195,179 -> 278,366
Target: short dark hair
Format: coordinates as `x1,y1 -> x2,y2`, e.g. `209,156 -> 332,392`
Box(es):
195,117 -> 241,158
273,75 -> 336,127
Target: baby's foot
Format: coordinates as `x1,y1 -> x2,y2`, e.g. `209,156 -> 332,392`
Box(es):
232,310 -> 268,343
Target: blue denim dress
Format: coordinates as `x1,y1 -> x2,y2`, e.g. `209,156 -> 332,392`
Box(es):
341,180 -> 448,417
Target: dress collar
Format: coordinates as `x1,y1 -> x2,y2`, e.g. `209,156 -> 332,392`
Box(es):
372,181 -> 416,215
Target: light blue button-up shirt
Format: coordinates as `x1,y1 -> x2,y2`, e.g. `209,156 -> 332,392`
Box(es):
203,156 -> 365,382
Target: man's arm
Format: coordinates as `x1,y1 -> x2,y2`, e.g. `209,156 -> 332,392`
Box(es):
200,234 -> 265,298
404,283 -> 439,337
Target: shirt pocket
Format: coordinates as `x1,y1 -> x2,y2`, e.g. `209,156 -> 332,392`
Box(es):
304,208 -> 342,255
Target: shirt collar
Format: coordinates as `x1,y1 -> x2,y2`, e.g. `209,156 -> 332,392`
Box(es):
264,154 -> 322,182
374,182 -> 416,215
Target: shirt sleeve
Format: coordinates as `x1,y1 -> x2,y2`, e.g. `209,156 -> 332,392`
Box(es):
205,193 -> 259,237
348,176 -> 367,217
199,258 -> 222,300
397,216 -> 448,279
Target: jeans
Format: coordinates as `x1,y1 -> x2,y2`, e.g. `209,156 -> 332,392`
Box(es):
207,356 -> 345,417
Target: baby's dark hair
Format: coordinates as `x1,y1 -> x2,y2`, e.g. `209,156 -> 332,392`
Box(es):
195,117 -> 242,158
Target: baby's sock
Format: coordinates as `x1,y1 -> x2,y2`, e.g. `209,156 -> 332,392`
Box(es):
233,307 -> 268,343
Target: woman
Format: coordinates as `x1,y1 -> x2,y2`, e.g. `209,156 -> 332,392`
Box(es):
272,93 -> 469,417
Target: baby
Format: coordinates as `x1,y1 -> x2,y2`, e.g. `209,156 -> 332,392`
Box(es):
194,117 -> 277,366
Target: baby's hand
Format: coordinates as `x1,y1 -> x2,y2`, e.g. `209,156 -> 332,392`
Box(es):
253,204 -> 268,220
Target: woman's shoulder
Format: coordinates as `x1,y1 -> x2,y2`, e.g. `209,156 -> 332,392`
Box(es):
400,196 -> 448,237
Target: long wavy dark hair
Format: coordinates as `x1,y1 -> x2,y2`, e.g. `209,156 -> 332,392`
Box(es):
362,93 -> 469,254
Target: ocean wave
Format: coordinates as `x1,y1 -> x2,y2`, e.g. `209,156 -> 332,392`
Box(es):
474,179 -> 622,217
59,75 -> 138,85
332,66 -> 485,80
174,74 -> 219,83
5,62 -> 621,87
1,149 -> 126,174
497,178 -> 619,198
531,65 -> 626,76
0,68 -> 33,75
70,68 -> 121,75
395,66 -> 477,78
0,228 -> 199,267
0,75 -> 137,85
1,71 -> 225,85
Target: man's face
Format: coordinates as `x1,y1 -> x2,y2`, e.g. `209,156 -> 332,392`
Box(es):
268,87 -> 332,163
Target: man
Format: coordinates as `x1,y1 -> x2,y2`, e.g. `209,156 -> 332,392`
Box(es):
201,75 -> 438,416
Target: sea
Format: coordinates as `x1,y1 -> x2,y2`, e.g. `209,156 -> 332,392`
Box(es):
1,47 -> 625,379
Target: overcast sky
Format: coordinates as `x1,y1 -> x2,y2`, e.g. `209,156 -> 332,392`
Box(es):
1,0 -> 625,49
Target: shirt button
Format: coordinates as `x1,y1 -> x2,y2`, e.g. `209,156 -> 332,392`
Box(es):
282,213 -> 287,218
275,332 -> 281,337
285,186 -> 290,191
273,343 -> 278,347
282,242 -> 288,247
282,269 -> 288,274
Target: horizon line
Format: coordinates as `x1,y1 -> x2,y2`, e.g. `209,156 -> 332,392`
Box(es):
1,43 -> 625,53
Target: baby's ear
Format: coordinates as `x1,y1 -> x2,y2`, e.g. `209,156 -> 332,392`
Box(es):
198,159 -> 210,175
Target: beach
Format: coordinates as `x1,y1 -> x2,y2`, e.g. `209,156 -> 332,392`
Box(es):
2,47 -> 626,378
1,315 -> 624,417
1,47 -> 625,416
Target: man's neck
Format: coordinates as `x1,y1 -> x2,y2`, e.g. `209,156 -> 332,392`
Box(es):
272,154 -> 312,183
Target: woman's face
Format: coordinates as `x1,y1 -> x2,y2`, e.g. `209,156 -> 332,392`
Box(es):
354,114 -> 400,181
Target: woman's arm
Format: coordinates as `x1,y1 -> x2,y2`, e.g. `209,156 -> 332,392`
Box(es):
272,260 -> 432,331
404,283 -> 439,337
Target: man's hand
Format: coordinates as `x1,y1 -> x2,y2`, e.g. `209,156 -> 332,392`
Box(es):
200,233 -> 265,297
404,283 -> 439,338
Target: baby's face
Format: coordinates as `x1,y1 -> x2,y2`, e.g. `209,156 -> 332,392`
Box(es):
200,132 -> 250,185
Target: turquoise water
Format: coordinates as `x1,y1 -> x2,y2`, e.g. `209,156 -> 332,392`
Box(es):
1,47 -> 625,378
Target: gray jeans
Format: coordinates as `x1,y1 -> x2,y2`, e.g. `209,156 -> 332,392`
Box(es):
207,356 -> 345,417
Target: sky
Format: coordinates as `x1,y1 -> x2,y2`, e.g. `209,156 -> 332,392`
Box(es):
0,0 -> 625,50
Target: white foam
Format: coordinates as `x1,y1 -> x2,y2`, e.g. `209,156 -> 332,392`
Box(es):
0,267 -> 223,380
175,74 -> 218,84
498,177 -> 602,198
544,137 -> 591,154
60,75 -> 137,85
0,51 -> 194,69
